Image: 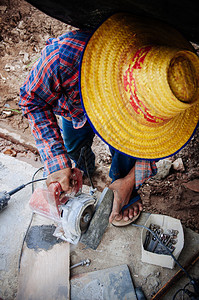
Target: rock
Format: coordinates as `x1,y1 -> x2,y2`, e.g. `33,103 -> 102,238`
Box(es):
4,104 -> 10,108
0,72 -> 6,82
4,64 -> 15,72
22,52 -> 30,65
19,31 -> 29,42
0,42 -> 6,56
3,149 -> 17,157
17,20 -> 25,30
172,158 -> 185,172
183,179 -> 199,192
0,6 -> 7,13
2,111 -> 13,117
153,159 -> 172,180
10,28 -> 20,41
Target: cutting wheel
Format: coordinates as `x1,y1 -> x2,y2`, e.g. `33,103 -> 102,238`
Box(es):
80,205 -> 95,232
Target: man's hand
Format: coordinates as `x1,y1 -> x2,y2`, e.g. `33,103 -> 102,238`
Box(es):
108,166 -> 142,223
46,168 -> 72,192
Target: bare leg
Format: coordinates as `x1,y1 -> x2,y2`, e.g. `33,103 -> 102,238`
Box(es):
109,166 -> 142,223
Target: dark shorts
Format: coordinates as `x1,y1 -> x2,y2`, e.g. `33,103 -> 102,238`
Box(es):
62,117 -> 137,183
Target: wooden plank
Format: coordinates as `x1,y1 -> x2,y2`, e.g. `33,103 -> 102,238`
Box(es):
16,215 -> 70,300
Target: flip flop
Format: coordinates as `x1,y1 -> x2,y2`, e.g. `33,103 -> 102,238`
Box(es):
111,195 -> 141,227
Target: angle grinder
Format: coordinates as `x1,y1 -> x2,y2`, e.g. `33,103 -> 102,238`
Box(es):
0,167 -> 113,248
28,168 -> 97,244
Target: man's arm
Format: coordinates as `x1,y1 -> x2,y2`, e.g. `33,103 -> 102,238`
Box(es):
19,39 -> 72,189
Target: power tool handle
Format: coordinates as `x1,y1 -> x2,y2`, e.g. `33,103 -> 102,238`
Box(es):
1,184 -> 26,211
48,168 -> 83,196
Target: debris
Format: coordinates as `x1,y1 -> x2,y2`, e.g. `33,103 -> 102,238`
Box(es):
17,21 -> 25,30
3,108 -> 22,114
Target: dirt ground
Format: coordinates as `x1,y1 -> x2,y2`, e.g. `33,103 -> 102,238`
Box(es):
0,0 -> 199,236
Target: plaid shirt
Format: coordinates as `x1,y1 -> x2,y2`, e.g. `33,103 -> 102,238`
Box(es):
19,30 -> 157,186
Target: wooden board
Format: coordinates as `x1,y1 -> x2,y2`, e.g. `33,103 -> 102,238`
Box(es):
16,215 -> 70,300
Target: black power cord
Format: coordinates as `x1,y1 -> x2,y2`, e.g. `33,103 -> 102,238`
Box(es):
76,145 -> 96,193
31,166 -> 44,193
173,281 -> 199,300
132,224 -> 199,300
18,166 -> 45,271
0,176 -> 47,212
0,166 -> 46,269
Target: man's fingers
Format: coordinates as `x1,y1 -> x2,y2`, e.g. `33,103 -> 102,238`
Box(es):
46,175 -> 53,187
46,168 -> 72,192
59,177 -> 71,192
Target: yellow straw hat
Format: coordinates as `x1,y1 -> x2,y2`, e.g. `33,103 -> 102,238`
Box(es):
80,13 -> 199,159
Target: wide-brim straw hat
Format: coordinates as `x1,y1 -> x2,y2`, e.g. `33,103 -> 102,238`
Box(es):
80,13 -> 199,160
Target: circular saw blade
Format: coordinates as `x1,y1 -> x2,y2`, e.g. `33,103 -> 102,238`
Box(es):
80,205 -> 95,233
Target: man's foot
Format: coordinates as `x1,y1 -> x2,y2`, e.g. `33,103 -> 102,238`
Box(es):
111,199 -> 143,227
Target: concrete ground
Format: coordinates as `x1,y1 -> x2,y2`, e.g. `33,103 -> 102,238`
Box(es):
0,153 -> 199,300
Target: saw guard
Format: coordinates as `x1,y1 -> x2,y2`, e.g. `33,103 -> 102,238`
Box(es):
29,168 -> 83,222
61,193 -> 95,244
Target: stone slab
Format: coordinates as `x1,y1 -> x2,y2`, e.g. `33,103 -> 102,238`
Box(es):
80,187 -> 114,250
71,264 -> 137,300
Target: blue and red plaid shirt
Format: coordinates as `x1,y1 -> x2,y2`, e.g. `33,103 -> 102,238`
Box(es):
19,30 -> 157,187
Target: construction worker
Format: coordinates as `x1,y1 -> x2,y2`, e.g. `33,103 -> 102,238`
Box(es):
19,13 -> 199,225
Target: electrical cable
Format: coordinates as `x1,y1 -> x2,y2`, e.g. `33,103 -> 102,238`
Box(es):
18,167 -> 45,271
172,281 -> 199,300
76,145 -> 95,191
6,177 -> 47,197
25,177 -> 47,186
83,149 -> 95,191
18,211 -> 35,271
172,288 -> 186,300
31,166 -> 44,193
